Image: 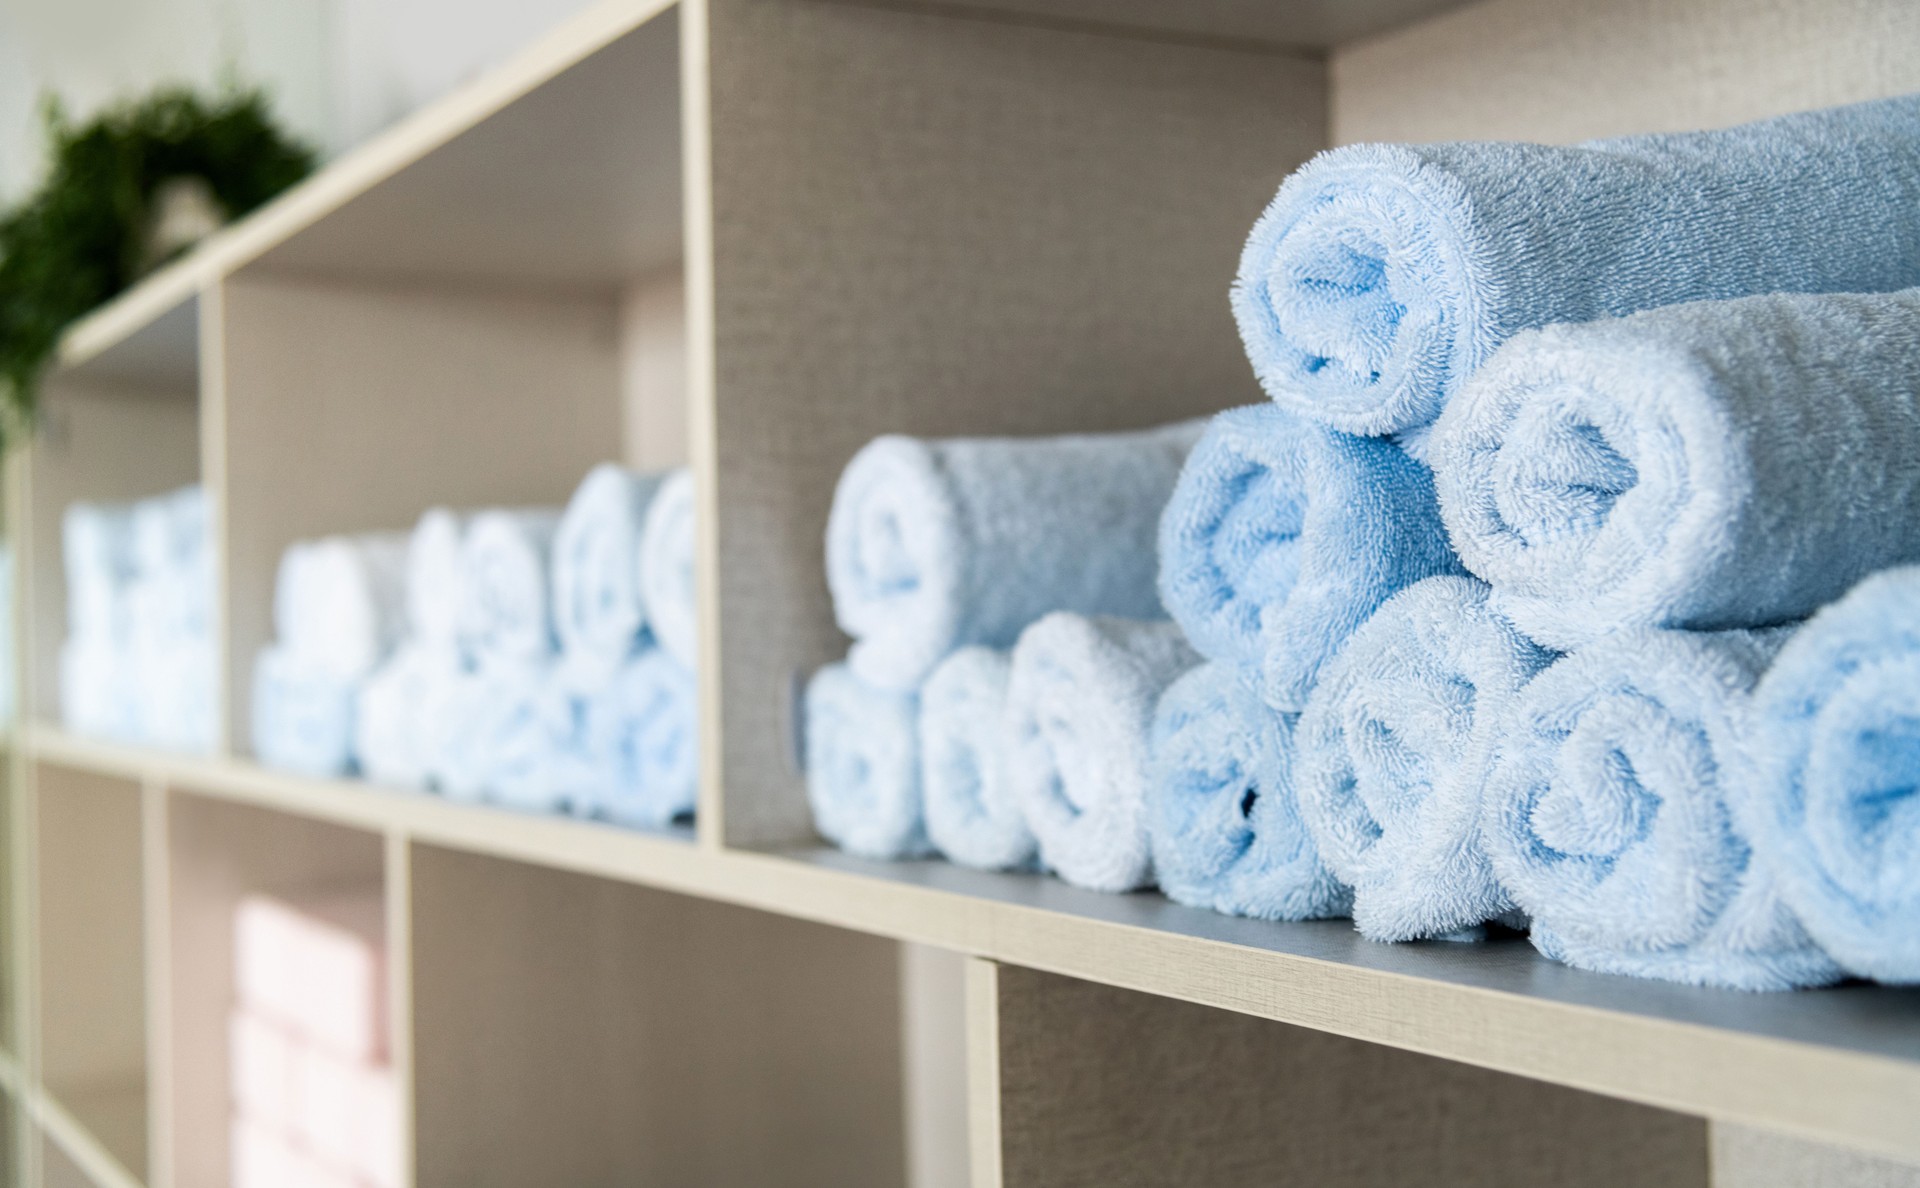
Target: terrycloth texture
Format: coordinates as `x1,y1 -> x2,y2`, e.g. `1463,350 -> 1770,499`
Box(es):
1148,662 -> 1350,921
804,663 -> 929,858
1295,576 -> 1553,940
458,509 -> 562,665
273,534 -> 411,680
134,637 -> 218,754
553,464 -> 667,686
354,644 -> 460,790
577,649 -> 699,828
1483,628 -> 1840,990
826,421 -> 1203,691
919,647 -> 1034,871
129,486 -> 211,639
1007,614 -> 1200,892
1233,95 -> 1920,440
407,509 -> 469,649
638,468 -> 698,672
1740,567 -> 1920,983
1433,288 -> 1920,650
252,645 -> 359,778
59,637 -> 139,740
63,500 -> 137,643
428,659 -> 561,806
1158,405 -> 1459,707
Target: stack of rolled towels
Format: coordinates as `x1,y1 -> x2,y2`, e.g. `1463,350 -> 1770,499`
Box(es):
253,464 -> 700,830
807,93 -> 1920,990
59,484 -> 216,752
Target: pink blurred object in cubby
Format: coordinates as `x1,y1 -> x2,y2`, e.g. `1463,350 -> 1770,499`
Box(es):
234,889 -> 387,1060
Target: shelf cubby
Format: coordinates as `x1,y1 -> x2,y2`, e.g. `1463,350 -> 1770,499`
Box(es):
968,960 -> 1708,1187
407,842 -> 921,1188
31,763 -> 149,1182
160,791 -> 388,1188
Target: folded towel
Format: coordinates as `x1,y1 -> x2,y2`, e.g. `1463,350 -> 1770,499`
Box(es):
1294,576 -> 1552,940
1158,405 -> 1459,708
252,645 -> 359,778
1148,662 -> 1350,920
575,649 -> 699,828
804,662 -> 928,859
919,647 -> 1033,870
458,509 -> 562,665
1740,567 -> 1920,983
273,534 -> 411,680
1482,628 -> 1840,990
1007,614 -> 1199,892
63,501 -> 136,643
407,508 -> 469,650
355,644 -> 461,790
553,464 -> 667,686
826,421 -> 1203,691
59,636 -> 139,740
1233,95 -> 1920,440
638,468 -> 698,672
133,636 -> 218,753
1432,288 -> 1920,650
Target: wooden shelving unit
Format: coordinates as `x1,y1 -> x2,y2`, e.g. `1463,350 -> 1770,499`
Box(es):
5,0 -> 1920,1185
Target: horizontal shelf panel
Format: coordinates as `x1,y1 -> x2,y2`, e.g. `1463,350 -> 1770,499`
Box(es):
873,0 -> 1475,48
23,722 -> 1920,1162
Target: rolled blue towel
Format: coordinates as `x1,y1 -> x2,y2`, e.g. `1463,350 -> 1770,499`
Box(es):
1295,576 -> 1552,940
638,468 -> 699,672
458,508 -> 563,665
273,533 -> 411,681
919,647 -> 1034,871
1158,405 -> 1459,708
576,649 -> 699,829
1483,629 -> 1841,990
252,645 -> 359,778
1740,567 -> 1920,983
1233,95 -> 1920,441
553,464 -> 667,687
1007,614 -> 1199,892
804,662 -> 929,858
826,421 -> 1203,692
428,658 -> 566,807
356,643 -> 460,790
1433,288 -> 1920,650
1148,662 -> 1350,921
408,508 -> 470,651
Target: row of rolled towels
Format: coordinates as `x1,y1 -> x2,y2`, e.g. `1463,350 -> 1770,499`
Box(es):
59,485 -> 216,751
247,463 -> 699,828
806,93 -> 1920,990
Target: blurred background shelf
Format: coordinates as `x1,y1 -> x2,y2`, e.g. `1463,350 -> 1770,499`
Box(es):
5,0 -> 1920,1186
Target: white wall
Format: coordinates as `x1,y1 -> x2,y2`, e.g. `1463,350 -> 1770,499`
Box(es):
0,0 -> 598,202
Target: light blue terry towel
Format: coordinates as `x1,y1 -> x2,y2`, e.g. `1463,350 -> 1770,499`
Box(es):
1008,614 -> 1199,892
252,644 -> 359,778
1295,576 -> 1552,941
427,658 -> 562,806
805,662 -> 930,858
355,643 -> 460,790
1148,662 -> 1350,921
458,508 -> 563,666
408,507 -> 470,652
638,468 -> 699,673
1483,628 -> 1841,990
553,464 -> 668,688
1158,405 -> 1459,709
1740,567 -> 1920,983
919,647 -> 1035,871
827,421 -> 1203,692
575,648 -> 699,829
1432,288 -> 1920,651
1233,95 -> 1920,441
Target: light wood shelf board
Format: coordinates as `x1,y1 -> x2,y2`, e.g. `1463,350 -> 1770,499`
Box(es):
20,723 -> 1920,1162
816,0 -> 1478,51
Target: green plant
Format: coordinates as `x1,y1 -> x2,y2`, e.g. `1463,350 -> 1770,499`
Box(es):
0,85 -> 315,444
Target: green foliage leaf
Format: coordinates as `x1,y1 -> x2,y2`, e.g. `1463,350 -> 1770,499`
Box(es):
0,84 -> 315,448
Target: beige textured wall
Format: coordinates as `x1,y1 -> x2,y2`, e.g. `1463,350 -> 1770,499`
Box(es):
1333,0 -> 1920,144
1714,1125 -> 1920,1188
